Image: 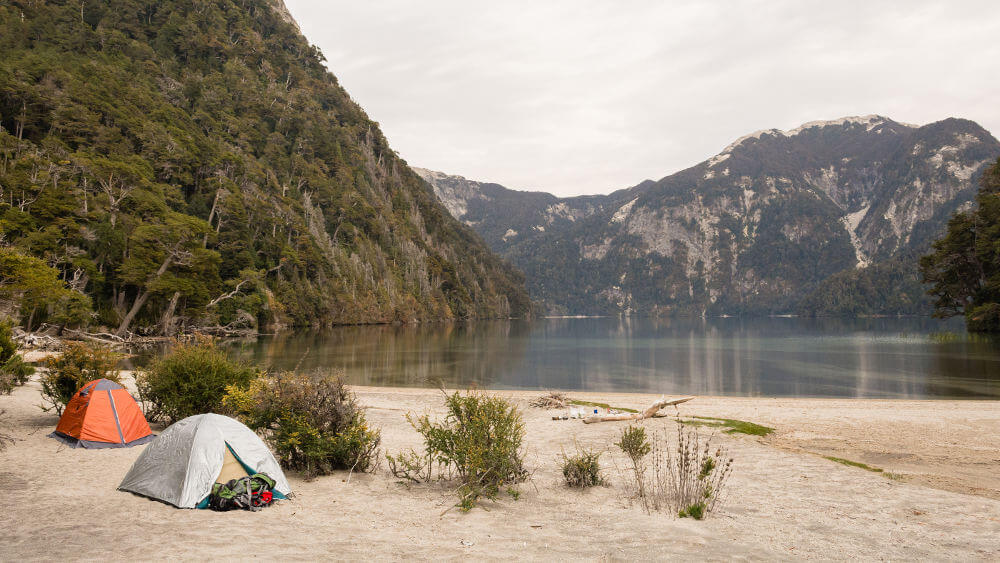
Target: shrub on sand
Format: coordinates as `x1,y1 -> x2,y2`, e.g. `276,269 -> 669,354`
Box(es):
387,448 -> 434,484
662,426 -> 734,519
561,446 -> 604,488
40,342 -> 120,414
616,425 -> 652,500
137,337 -> 256,423
0,321 -> 33,395
410,390 -> 527,511
615,424 -> 734,519
224,371 -> 381,477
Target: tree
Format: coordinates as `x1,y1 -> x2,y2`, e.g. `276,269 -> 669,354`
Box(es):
920,158 -> 1000,332
116,212 -> 215,335
0,248 -> 88,330
73,154 -> 152,228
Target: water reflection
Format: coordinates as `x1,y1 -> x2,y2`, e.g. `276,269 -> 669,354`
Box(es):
224,317 -> 1000,399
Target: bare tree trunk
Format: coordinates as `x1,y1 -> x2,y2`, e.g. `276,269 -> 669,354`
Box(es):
204,189 -> 222,247
116,253 -> 174,336
116,289 -> 150,337
159,291 -> 181,336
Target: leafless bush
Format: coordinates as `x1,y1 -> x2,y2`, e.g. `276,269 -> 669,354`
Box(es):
615,424 -> 734,519
653,426 -> 734,518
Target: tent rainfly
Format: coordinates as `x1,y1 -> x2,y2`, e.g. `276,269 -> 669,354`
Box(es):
49,379 -> 154,449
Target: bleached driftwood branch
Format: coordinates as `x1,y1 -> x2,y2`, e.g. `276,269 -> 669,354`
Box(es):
582,396 -> 693,424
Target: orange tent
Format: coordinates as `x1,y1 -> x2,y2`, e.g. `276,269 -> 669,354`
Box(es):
49,379 -> 154,449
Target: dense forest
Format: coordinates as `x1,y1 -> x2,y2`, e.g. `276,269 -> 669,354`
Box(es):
796,252 -> 930,317
0,0 -> 531,335
920,158 -> 1000,331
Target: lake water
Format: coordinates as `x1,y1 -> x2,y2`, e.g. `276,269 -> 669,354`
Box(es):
224,317 -> 1000,399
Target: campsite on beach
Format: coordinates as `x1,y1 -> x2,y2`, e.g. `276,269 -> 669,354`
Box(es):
3,0 -> 1000,559
2,331 -> 1000,559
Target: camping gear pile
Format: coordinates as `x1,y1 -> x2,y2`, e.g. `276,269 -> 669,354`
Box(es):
48,380 -> 291,511
209,473 -> 277,511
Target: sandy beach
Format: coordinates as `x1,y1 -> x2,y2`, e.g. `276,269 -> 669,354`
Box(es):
2,375 -> 1000,561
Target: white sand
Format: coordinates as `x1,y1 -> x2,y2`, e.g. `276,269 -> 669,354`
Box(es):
2,379 -> 999,560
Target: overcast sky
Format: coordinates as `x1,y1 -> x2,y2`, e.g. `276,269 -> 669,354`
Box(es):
284,1 -> 1000,196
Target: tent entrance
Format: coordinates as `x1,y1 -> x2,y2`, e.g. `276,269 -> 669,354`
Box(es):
196,442 -> 287,508
216,443 -> 250,484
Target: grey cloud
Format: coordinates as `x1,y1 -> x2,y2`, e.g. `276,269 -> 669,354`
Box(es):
285,0 -> 1000,195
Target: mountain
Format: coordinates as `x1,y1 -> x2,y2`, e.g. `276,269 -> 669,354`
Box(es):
418,116 -> 1000,316
0,0 -> 530,334
411,168 -> 621,252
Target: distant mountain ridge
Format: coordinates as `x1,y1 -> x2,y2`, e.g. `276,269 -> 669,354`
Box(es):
418,115 -> 1000,316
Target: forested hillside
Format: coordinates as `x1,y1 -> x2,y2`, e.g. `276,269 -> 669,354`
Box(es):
422,116 -> 999,316
0,0 -> 530,334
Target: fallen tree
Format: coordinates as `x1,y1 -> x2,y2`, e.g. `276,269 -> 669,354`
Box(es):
582,396 -> 693,424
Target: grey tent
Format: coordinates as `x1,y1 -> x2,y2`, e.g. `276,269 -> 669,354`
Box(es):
118,413 -> 291,508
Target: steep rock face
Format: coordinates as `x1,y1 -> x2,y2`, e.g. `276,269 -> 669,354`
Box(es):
423,116 -> 1000,315
0,0 -> 530,332
413,167 -> 611,253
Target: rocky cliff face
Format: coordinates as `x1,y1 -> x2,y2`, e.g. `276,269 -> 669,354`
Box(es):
412,167 -> 610,253
420,116 -> 1000,315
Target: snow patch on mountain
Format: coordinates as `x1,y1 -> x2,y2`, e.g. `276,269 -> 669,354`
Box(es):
707,153 -> 730,168
786,115 -> 888,136
712,115 -> 920,167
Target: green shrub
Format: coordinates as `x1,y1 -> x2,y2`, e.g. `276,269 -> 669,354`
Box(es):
40,342 -> 120,414
410,390 -> 527,511
0,321 -> 34,394
138,338 -> 257,423
223,371 -> 381,477
561,447 -> 604,488
678,502 -> 706,519
387,448 -> 434,484
616,425 -> 652,500
616,425 -> 652,461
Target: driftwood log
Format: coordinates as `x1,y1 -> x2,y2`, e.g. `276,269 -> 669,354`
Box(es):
582,396 -> 693,424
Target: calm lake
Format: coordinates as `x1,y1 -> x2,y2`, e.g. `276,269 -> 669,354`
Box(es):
223,317 -> 1000,399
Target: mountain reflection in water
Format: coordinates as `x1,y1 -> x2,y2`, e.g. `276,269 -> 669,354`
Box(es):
224,317 -> 1000,399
